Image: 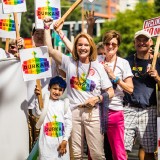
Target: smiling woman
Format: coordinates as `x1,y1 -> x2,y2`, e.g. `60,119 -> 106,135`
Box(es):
43,16 -> 114,160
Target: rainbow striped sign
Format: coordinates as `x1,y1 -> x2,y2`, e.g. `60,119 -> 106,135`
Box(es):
37,6 -> 59,20
22,57 -> 49,74
44,115 -> 64,137
3,0 -> 24,5
19,47 -> 52,81
35,0 -> 60,29
0,18 -> 15,31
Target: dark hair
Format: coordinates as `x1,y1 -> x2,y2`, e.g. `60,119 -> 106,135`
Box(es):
49,76 -> 67,89
103,30 -> 122,46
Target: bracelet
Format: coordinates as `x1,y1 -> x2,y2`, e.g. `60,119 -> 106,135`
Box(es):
61,34 -> 65,40
111,76 -> 120,84
44,25 -> 50,30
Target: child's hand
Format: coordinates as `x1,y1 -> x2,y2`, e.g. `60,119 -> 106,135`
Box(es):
57,140 -> 67,156
34,85 -> 41,96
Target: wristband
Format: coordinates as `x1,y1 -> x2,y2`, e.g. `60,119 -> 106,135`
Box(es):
61,34 -> 65,40
44,25 -> 50,30
111,76 -> 120,84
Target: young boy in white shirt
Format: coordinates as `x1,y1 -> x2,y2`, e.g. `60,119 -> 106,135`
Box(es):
35,76 -> 72,160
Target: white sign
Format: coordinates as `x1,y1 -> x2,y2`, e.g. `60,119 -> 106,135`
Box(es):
0,3 -> 21,39
143,16 -> 160,37
19,46 -> 52,81
35,0 -> 61,29
2,0 -> 26,13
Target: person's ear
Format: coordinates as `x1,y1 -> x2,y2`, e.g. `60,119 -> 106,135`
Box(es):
48,86 -> 50,91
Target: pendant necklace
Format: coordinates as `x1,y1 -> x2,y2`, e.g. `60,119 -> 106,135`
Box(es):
76,60 -> 91,85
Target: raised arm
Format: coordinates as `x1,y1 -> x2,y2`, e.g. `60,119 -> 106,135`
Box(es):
85,11 -> 97,37
43,17 -> 62,65
54,22 -> 73,53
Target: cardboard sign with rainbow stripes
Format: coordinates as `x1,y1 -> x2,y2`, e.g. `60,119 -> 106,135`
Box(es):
0,3 -> 21,39
19,46 -> 52,81
35,0 -> 61,29
2,0 -> 26,13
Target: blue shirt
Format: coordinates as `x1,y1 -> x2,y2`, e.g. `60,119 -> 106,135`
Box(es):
124,54 -> 160,108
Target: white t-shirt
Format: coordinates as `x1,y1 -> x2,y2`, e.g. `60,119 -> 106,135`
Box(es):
39,99 -> 72,160
61,54 -> 112,110
98,56 -> 133,110
27,59 -> 58,109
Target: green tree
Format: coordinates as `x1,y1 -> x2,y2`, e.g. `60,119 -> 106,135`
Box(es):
97,2 -> 159,58
20,0 -> 81,38
20,0 -> 34,38
155,0 -> 160,12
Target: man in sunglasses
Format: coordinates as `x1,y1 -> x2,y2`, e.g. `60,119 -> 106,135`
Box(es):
0,37 -> 24,59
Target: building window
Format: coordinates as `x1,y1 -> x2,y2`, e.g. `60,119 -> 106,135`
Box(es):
94,4 -> 101,12
111,7 -> 116,13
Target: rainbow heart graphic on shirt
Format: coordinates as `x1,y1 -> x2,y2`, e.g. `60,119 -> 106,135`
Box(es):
44,115 -> 64,137
37,0 -> 60,20
0,18 -> 15,31
22,51 -> 50,74
3,0 -> 24,5
70,73 -> 96,91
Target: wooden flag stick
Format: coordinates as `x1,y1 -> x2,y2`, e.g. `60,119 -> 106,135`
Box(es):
5,38 -> 10,53
55,0 -> 83,28
13,12 -> 20,39
151,35 -> 160,70
36,79 -> 43,109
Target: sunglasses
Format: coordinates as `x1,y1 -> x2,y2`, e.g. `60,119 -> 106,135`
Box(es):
105,42 -> 118,48
10,45 -> 16,49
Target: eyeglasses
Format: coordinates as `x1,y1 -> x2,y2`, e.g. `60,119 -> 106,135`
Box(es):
104,42 -> 118,48
10,45 -> 16,49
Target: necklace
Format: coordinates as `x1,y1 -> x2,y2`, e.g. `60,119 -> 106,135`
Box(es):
105,56 -> 117,73
76,61 -> 91,85
134,53 -> 151,77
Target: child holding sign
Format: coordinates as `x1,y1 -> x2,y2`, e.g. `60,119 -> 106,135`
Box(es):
34,76 -> 72,160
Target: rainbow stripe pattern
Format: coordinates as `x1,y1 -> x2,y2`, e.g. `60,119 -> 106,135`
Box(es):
22,51 -> 50,74
0,19 -> 15,31
37,6 -> 60,20
3,0 -> 24,5
70,74 -> 96,91
44,115 -> 64,137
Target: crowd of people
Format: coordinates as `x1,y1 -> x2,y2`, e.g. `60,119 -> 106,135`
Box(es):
0,11 -> 160,160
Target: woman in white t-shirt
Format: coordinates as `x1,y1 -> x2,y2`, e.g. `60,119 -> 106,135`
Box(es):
101,30 -> 133,160
43,17 -> 114,160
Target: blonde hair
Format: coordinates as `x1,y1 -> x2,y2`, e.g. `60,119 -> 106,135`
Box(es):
72,32 -> 97,61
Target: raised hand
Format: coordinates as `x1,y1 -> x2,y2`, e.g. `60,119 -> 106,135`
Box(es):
43,16 -> 53,28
